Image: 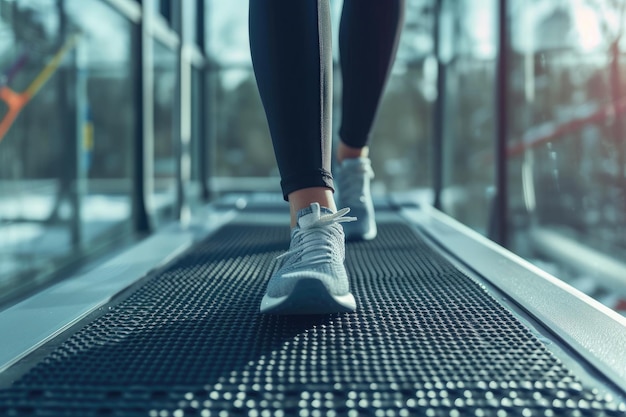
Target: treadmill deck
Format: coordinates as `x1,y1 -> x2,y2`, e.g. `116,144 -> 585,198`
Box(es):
0,207 -> 624,416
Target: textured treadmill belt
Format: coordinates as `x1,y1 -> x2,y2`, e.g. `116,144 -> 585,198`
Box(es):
0,220 -> 624,416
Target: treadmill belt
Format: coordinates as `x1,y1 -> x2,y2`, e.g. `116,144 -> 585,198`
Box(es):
1,220 -> 624,416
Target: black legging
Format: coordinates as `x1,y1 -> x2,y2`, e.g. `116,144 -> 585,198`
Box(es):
249,0 -> 404,200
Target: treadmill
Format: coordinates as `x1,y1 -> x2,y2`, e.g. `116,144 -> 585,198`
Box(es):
0,194 -> 624,416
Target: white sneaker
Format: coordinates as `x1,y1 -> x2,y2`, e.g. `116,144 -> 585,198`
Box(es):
260,203 -> 357,315
336,157 -> 377,240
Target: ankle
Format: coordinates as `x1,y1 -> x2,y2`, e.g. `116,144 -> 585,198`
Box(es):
288,187 -> 336,227
337,142 -> 369,163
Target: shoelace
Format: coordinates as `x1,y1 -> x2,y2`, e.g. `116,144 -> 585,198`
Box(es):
338,163 -> 374,205
277,208 -> 356,266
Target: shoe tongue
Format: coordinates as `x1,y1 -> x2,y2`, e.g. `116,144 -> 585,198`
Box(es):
297,203 -> 333,228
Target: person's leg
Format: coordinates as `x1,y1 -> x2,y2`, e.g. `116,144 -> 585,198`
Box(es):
337,0 -> 405,158
249,0 -> 335,227
249,0 -> 356,314
335,0 -> 405,240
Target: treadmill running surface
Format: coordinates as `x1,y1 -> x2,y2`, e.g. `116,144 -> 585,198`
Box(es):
0,203 -> 624,416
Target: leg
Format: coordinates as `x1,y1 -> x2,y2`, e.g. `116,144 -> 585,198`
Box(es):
249,0 -> 335,227
249,0 -> 356,314
335,0 -> 405,240
337,0 -> 405,159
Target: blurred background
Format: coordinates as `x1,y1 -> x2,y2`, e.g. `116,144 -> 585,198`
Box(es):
0,0 -> 625,314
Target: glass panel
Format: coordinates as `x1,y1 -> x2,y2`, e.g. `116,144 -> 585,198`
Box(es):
0,0 -> 63,299
208,68 -> 277,192
0,0 -> 134,304
152,39 -> 177,220
66,0 -> 134,238
507,0 -> 626,312
440,0 -> 497,234
182,0 -> 198,44
205,0 -> 251,66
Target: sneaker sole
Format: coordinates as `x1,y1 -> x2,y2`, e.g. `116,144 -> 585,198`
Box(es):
260,278 -> 357,315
